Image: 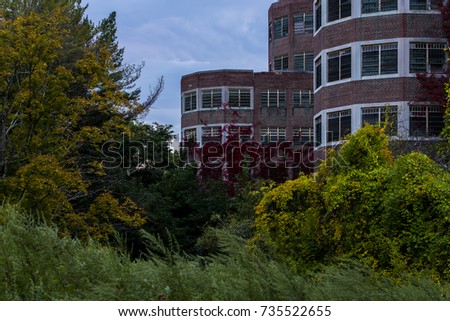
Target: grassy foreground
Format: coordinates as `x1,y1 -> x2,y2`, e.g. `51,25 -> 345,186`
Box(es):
0,204 -> 448,301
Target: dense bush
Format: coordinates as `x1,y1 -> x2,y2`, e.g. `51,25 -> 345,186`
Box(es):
0,204 -> 447,300
254,125 -> 450,278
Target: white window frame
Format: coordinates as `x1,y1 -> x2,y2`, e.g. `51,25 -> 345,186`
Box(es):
274,16 -> 289,39
183,91 -> 197,113
228,88 -> 252,109
410,42 -> 447,74
327,48 -> 352,82
294,52 -> 314,72
361,43 -> 398,76
361,0 -> 398,14
293,90 -> 314,108
261,90 -> 286,108
294,12 -> 314,34
201,88 -> 222,109
274,55 -> 289,71
261,127 -> 286,144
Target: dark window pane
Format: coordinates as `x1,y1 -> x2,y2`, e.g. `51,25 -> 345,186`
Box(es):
381,48 -> 398,74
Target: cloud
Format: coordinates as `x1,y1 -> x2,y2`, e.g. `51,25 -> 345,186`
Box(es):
82,0 -> 275,128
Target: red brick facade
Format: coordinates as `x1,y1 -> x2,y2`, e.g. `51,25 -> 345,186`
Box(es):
181,0 -> 447,149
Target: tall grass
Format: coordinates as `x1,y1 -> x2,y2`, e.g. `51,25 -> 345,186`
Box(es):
0,204 -> 447,300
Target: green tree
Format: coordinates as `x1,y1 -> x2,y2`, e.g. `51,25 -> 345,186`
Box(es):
0,1 -> 163,240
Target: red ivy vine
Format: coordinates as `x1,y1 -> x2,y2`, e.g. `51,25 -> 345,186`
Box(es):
415,2 -> 450,109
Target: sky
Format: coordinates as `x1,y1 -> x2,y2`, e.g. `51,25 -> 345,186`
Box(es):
81,0 -> 275,134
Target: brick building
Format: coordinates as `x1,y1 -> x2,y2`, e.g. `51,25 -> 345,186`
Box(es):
181,0 -> 447,160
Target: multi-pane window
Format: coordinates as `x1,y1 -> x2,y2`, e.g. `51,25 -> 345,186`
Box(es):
274,16 -> 288,39
293,127 -> 314,145
293,90 -> 314,108
274,55 -> 289,70
183,92 -> 197,112
202,89 -> 222,109
327,110 -> 351,142
328,48 -> 352,82
229,89 -> 251,108
362,0 -> 397,13
228,126 -> 252,143
410,0 -> 441,10
261,90 -> 286,108
328,0 -> 352,22
315,57 -> 322,89
315,116 -> 322,145
409,106 -> 445,136
362,106 -> 398,134
315,1 -> 322,31
362,43 -> 398,76
261,127 -> 286,144
184,128 -> 197,141
294,53 -> 314,72
202,126 -> 222,143
410,43 -> 446,73
294,12 -> 314,34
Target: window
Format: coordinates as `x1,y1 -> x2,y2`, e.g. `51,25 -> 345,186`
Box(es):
228,126 -> 252,142
409,105 -> 445,136
294,12 -> 314,34
328,0 -> 351,22
315,57 -> 322,89
315,116 -> 322,145
410,43 -> 446,73
293,127 -> 314,145
183,92 -> 197,112
202,126 -> 222,143
261,90 -> 286,108
362,0 -> 397,13
315,1 -> 322,31
410,0 -> 441,10
274,55 -> 289,70
293,90 -> 314,108
261,127 -> 286,144
362,106 -> 398,134
362,43 -> 398,76
184,128 -> 197,141
294,53 -> 314,72
328,48 -> 351,82
229,89 -> 251,108
327,110 -> 351,142
274,16 -> 288,39
202,89 -> 222,109
269,22 -> 273,42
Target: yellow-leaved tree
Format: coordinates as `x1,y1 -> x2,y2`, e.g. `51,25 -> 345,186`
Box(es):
0,1 -> 163,240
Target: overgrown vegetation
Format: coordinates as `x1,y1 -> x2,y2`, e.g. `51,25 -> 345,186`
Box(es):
1,0 -> 450,301
0,205 -> 448,301
255,126 -> 450,279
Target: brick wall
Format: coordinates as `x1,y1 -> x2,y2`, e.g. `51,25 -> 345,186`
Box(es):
268,0 -> 314,70
181,70 -> 314,141
314,13 -> 445,55
314,77 -> 423,112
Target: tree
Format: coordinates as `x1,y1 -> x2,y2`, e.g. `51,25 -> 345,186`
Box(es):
0,1 -> 163,240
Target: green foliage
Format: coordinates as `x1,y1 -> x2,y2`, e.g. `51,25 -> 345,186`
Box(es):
0,1 -> 159,240
0,205 -> 447,301
254,125 -> 450,278
255,175 -> 327,266
139,168 -> 231,253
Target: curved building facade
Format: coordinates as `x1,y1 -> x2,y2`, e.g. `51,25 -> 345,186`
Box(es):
313,0 -> 446,146
181,0 -> 447,170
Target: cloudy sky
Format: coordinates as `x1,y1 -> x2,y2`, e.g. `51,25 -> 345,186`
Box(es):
81,0 -> 275,133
